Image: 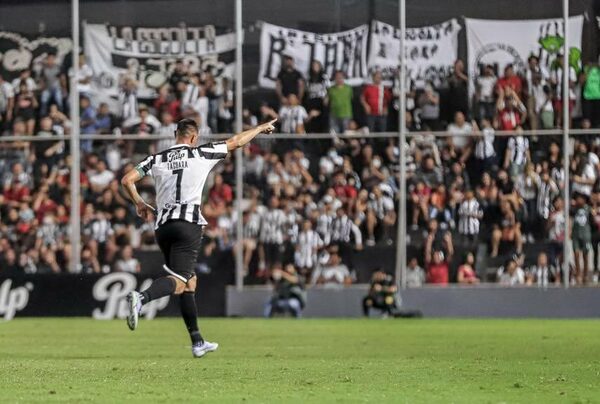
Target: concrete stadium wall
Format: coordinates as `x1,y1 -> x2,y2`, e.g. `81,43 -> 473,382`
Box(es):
226,285 -> 600,318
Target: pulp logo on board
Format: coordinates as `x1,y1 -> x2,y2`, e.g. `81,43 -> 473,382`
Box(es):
92,272 -> 169,320
0,279 -> 33,320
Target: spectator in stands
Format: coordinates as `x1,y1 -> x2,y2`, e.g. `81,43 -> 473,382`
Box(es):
278,94 -> 308,134
457,252 -> 480,284
327,70 -> 353,134
497,64 -> 522,97
476,65 -> 497,122
406,257 -> 426,287
446,59 -> 469,118
311,246 -> 352,287
304,60 -> 329,133
11,68 -> 36,93
39,52 -> 64,117
276,55 -> 304,104
69,53 -> 94,96
530,73 -> 554,129
526,252 -> 558,286
0,73 -> 15,131
572,193 -> 593,285
446,111 -> 472,154
80,95 -> 97,153
550,55 -> 576,128
366,184 -> 396,246
362,270 -> 398,317
426,250 -> 449,285
360,71 -> 391,132
114,245 -> 140,273
417,81 -> 440,131
496,87 -> 527,131
80,245 -> 101,274
264,263 -> 305,318
491,199 -> 523,257
457,189 -> 482,248
13,81 -> 37,135
504,127 -> 531,180
571,150 -> 597,199
118,77 -> 139,122
424,219 -> 453,265
497,257 -> 525,286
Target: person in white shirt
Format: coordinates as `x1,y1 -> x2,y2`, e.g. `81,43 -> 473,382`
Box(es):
0,73 -> 14,127
476,64 -> 497,121
68,54 -> 94,95
89,160 -> 115,193
114,245 -> 141,273
446,111 -> 472,152
497,259 -> 526,286
11,69 -> 37,93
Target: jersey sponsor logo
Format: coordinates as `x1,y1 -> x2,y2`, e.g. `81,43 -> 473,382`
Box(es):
92,273 -> 169,320
0,279 -> 33,320
167,149 -> 187,162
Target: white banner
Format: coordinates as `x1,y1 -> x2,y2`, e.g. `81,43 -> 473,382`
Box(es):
466,16 -> 584,88
258,22 -> 369,88
84,24 -> 236,99
0,32 -> 71,81
368,19 -> 461,88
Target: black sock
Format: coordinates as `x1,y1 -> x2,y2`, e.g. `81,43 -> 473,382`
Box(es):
140,277 -> 176,305
180,292 -> 203,345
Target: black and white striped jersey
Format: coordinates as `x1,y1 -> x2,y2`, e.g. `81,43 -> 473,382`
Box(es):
135,142 -> 228,229
457,198 -> 482,235
331,214 -> 362,245
259,209 -> 287,244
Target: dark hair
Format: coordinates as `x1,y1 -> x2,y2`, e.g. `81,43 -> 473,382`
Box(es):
175,118 -> 198,138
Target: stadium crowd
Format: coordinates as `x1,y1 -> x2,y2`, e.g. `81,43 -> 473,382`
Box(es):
0,51 -> 600,286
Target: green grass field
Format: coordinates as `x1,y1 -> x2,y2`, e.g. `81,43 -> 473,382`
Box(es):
0,319 -> 599,403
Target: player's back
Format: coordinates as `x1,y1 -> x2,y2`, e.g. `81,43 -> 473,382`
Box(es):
136,142 -> 228,228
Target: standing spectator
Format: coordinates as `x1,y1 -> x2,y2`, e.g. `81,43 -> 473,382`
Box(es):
572,193 -> 592,285
530,73 -> 554,129
327,70 -> 353,134
13,82 -> 37,135
547,196 -> 566,265
39,52 -> 64,116
366,185 -> 396,246
304,60 -> 329,133
470,119 -> 497,173
311,247 -> 353,287
118,77 -> 139,122
476,64 -> 497,121
360,71 -> 391,132
457,252 -> 480,284
571,152 -> 596,199
417,82 -> 440,130
278,94 -> 308,134
217,77 -> 234,133
424,219 -> 454,265
496,64 -> 522,97
294,219 -> 323,279
11,69 -> 36,93
209,173 -> 233,205
69,53 -> 94,96
79,95 -> 96,153
153,84 -> 180,121
583,64 -> 600,127
0,73 -> 14,130
504,127 -> 531,180
406,257 -> 426,287
426,250 -> 449,285
496,87 -> 527,131
276,55 -> 304,104
457,190 -> 483,247
446,60 -> 469,118
550,55 -> 576,128
491,200 -> 523,257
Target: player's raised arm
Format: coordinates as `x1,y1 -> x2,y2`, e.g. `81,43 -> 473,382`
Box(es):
225,119 -> 276,152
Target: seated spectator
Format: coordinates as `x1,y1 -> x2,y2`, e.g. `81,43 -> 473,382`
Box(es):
13,81 -> 37,135
366,184 -> 396,246
327,70 -> 353,134
209,173 -> 233,205
491,199 -> 523,257
426,250 -> 449,285
414,155 -> 442,188
113,245 -> 140,273
446,111 -> 472,153
526,252 -> 559,287
503,126 -> 531,180
95,103 -> 116,134
264,263 -> 305,318
410,180 -> 431,229
457,252 -> 480,284
311,247 -> 353,287
89,160 -> 115,194
406,257 -> 426,287
362,270 -> 399,317
80,245 -> 101,274
497,258 -> 525,286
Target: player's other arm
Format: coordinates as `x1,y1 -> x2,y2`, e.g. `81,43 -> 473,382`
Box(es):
225,119 -> 276,152
121,165 -> 153,220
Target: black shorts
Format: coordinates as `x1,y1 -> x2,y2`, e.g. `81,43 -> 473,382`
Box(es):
155,220 -> 204,281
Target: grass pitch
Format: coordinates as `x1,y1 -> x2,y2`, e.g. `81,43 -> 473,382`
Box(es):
0,318 -> 599,403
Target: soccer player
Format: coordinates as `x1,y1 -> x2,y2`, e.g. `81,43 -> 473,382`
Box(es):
121,117 -> 276,358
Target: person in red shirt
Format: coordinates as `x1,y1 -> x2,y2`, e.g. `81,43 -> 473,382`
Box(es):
209,173 -> 233,204
426,250 -> 449,285
496,64 -> 523,98
3,179 -> 30,207
360,71 -> 392,132
457,252 -> 480,284
496,87 -> 527,131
